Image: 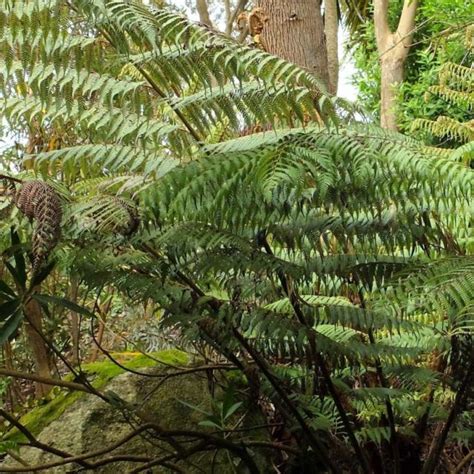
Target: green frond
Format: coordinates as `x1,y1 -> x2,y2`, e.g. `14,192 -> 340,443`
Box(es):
411,117 -> 474,144
426,85 -> 473,110
438,62 -> 474,92
1,2 -> 473,467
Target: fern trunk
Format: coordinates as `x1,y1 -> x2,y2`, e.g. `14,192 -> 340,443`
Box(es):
24,291 -> 53,398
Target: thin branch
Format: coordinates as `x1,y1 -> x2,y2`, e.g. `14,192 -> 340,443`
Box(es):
21,304 -> 109,402
231,328 -> 339,474
135,65 -> 202,144
397,0 -> 419,40
368,329 -> 401,474
241,440 -> 299,456
0,456 -> 151,472
0,368 -> 91,394
129,447 -> 206,474
139,364 -> 236,406
89,316 -> 163,378
359,287 -> 400,474
0,424 -> 170,472
195,0 -> 214,28
4,450 -> 29,467
379,18 -> 430,59
67,3 -> 203,145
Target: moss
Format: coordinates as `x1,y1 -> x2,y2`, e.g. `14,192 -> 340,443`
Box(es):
7,390 -> 84,444
3,349 -> 188,443
81,349 -> 188,386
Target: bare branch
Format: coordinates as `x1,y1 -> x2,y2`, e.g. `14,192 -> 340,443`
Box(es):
395,0 -> 419,59
196,0 -> 214,28
0,368 -> 92,394
374,0 -> 391,51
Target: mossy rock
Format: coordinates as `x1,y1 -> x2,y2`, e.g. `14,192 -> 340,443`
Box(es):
3,349 -> 188,445
1,350 -> 271,473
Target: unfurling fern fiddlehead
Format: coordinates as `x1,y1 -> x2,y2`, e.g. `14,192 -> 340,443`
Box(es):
14,180 -> 62,272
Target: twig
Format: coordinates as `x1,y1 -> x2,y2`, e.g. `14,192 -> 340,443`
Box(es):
4,450 -> 29,467
0,368 -> 92,394
21,304 -> 109,402
0,455 -> 151,472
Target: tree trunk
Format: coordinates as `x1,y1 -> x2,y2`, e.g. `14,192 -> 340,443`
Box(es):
255,0 -> 329,89
374,0 -> 418,131
380,55 -> 404,130
2,342 -> 23,409
324,0 -> 338,94
24,292 -> 53,398
90,293 -> 113,362
196,0 -> 213,28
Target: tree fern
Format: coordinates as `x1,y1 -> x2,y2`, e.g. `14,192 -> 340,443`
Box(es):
411,59 -> 474,149
0,1 -> 473,473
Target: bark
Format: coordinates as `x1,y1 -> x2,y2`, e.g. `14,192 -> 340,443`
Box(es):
195,0 -> 213,28
90,293 -> 113,362
374,0 -> 419,130
24,290 -> 53,398
2,342 -> 24,408
380,55 -> 405,130
324,0 -> 339,94
255,0 -> 330,89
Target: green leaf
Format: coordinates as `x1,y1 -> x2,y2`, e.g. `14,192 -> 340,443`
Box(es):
198,420 -> 223,429
0,303 -> 23,346
4,261 -> 26,292
176,399 -> 212,417
0,299 -> 20,322
0,280 -> 16,299
10,228 -> 26,287
0,440 -> 19,455
32,295 -> 93,317
222,401 -> 243,421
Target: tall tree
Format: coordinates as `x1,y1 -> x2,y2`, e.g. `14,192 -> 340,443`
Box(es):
374,0 -> 419,130
255,0 -> 330,90
324,0 -> 339,94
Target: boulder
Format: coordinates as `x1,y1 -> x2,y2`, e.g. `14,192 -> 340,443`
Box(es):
1,350 -> 270,473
